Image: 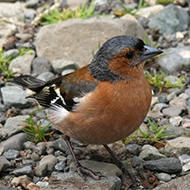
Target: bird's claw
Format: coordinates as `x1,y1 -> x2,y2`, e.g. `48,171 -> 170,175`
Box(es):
75,165 -> 104,180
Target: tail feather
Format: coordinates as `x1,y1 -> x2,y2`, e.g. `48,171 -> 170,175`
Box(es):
10,75 -> 67,109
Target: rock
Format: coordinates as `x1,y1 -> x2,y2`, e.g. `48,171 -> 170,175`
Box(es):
37,71 -> 55,81
38,155 -> 58,175
25,10 -> 36,22
132,156 -> 145,167
0,115 -> 29,137
46,171 -> 121,190
157,46 -> 190,74
165,137 -> 190,156
12,165 -> 33,177
0,133 -> 28,155
135,5 -> 164,18
153,103 -> 169,111
162,106 -> 183,117
0,156 -> 11,172
148,4 -> 189,35
54,161 -> 66,171
0,2 -> 26,49
179,154 -> 190,164
32,57 -> 52,75
15,33 -> 33,42
3,150 -> 20,160
36,181 -> 49,188
125,144 -> 141,155
153,174 -> 190,190
1,86 -> 30,109
3,49 -> 20,59
25,0 -> 39,8
139,145 -> 165,161
70,160 -> 122,177
144,157 -> 182,174
169,116 -> 182,126
169,96 -> 186,110
36,17 -> 147,67
182,162 -> 190,172
31,152 -> 40,162
49,138 -> 69,154
9,50 -> 35,74
148,109 -> 163,118
157,173 -> 172,182
51,59 -> 79,74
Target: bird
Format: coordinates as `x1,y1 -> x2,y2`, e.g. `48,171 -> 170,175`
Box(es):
11,35 -> 163,186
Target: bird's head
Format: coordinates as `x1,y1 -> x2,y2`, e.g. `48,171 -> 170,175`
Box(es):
89,35 -> 163,82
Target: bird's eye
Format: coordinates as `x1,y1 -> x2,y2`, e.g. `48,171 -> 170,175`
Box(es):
125,51 -> 134,59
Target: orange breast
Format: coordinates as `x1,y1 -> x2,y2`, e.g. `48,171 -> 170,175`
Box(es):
51,75 -> 152,145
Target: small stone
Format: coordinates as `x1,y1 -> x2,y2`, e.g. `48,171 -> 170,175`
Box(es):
3,150 -> 20,160
153,103 -> 169,111
11,177 -> 20,186
1,86 -> 30,109
49,138 -> 68,154
0,115 -> 29,137
169,96 -> 186,110
9,50 -> 35,74
23,141 -> 35,150
31,152 -> 40,162
0,156 -> 11,172
39,155 -> 58,173
54,161 -> 65,171
167,92 -> 177,102
15,33 -> 33,42
27,182 -> 41,190
183,162 -> 190,172
148,110 -> 163,118
169,116 -> 182,126
32,57 -> 52,75
0,133 -> 28,155
132,156 -> 145,167
36,181 -> 49,188
12,165 -> 33,177
139,145 -> 165,161
51,59 -> 79,74
25,0 -> 39,8
157,173 -> 171,182
176,31 -> 184,39
151,97 -> 159,107
162,106 -> 183,117
37,72 -> 55,81
144,158 -> 182,174
3,49 -> 20,59
126,144 -> 141,155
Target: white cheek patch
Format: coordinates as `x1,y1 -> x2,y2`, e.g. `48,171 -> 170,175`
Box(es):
48,105 -> 69,124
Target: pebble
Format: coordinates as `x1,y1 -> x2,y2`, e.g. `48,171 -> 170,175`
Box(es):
144,157 -> 182,174
54,161 -> 66,171
12,165 -> 33,177
179,154 -> 190,164
132,156 -> 145,167
37,71 -> 55,81
169,116 -> 182,126
126,144 -> 141,155
0,133 -> 28,155
139,144 -> 165,161
9,50 -> 35,74
3,49 -> 20,59
0,156 -> 11,172
153,103 -> 169,111
32,57 -> 52,75
183,162 -> 190,172
1,86 -> 30,109
25,0 -> 39,8
31,152 -> 40,162
162,106 -> 183,117
3,150 -> 20,160
0,115 -> 29,137
157,173 -> 172,182
36,181 -> 49,188
49,138 -> 69,154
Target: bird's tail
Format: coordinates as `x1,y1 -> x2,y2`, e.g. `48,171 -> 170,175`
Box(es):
10,75 -> 66,108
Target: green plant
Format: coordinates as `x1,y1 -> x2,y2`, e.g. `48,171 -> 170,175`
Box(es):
0,48 -> 32,81
39,0 -> 96,25
156,0 -> 174,5
21,108 -> 53,142
114,0 -> 149,16
123,117 -> 173,144
145,71 -> 186,93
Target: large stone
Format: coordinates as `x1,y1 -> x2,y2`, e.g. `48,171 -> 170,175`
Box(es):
148,4 -> 189,35
45,171 -> 121,190
36,17 -> 147,68
0,115 -> 29,137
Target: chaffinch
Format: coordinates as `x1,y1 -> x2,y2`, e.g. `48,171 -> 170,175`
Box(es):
12,35 -> 163,186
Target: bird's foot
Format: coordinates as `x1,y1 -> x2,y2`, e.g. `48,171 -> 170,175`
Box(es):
75,163 -> 104,180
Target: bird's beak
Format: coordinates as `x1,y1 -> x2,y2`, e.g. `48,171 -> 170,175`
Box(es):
140,45 -> 163,61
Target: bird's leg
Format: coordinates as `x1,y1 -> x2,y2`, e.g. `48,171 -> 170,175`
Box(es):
63,135 -> 103,180
103,144 -> 137,188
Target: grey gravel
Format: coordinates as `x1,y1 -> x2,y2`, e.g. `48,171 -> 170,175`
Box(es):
157,173 -> 172,182
3,150 -> 20,160
12,165 -> 33,176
